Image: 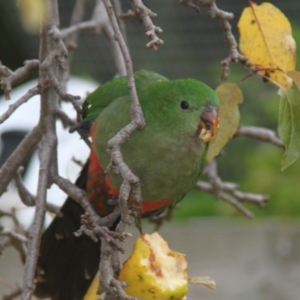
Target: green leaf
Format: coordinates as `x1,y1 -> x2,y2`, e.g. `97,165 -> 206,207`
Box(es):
206,83 -> 243,162
278,86 -> 300,170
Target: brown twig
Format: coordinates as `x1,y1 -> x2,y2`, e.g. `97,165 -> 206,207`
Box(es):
93,0 -> 126,76
14,167 -> 62,217
180,0 -> 250,79
0,229 -> 28,263
74,212 -> 126,252
0,85 -> 40,124
60,0 -> 126,78
51,174 -> 100,222
60,20 -> 96,38
54,108 -> 92,148
103,0 -> 146,223
0,126 -> 42,197
127,0 -> 164,50
197,160 -> 268,218
236,126 -> 285,149
20,1 -> 62,298
0,209 -> 20,229
112,0 -> 127,42
0,60 -> 39,100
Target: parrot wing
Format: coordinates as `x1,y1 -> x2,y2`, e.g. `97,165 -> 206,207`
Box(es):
83,70 -> 168,122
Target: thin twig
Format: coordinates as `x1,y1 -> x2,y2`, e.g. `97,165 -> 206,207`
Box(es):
0,229 -> 28,263
103,0 -> 146,223
74,212 -> 126,252
0,60 -> 39,100
61,20 -> 96,39
0,126 -> 42,197
180,0 -> 250,79
14,167 -> 62,216
236,126 -> 285,149
129,0 -> 163,50
21,1 -> 62,298
196,160 -> 268,218
51,174 -> 100,222
0,86 -> 40,124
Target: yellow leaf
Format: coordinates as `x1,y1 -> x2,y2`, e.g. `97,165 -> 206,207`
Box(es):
18,0 -> 48,34
238,2 -> 296,89
207,83 -> 243,162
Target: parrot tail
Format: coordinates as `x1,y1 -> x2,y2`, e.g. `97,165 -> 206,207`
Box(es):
34,160 -> 101,300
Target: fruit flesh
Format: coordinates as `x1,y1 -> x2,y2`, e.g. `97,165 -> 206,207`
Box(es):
119,232 -> 188,300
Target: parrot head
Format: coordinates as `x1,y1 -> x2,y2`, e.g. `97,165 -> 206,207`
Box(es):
141,78 -> 219,142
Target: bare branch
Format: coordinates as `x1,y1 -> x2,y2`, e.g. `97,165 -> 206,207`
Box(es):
196,160 -> 268,218
14,167 -> 62,216
0,60 -> 39,100
51,174 -> 100,221
99,241 -> 136,300
60,20 -> 97,38
112,0 -> 127,41
0,85 -> 40,124
63,0 -> 88,49
0,126 -> 42,197
0,229 -> 28,263
74,212 -> 126,252
61,0 -> 126,78
103,0 -> 145,222
0,209 -> 20,229
180,0 -> 250,79
236,126 -> 285,149
47,69 -> 82,114
92,0 -> 126,76
21,1 -> 64,298
128,0 -> 164,50
179,0 -> 201,13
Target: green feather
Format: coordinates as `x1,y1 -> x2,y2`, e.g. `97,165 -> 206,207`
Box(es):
92,73 -> 219,204
84,70 -> 168,122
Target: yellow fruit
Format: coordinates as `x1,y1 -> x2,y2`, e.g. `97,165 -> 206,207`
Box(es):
119,232 -> 188,300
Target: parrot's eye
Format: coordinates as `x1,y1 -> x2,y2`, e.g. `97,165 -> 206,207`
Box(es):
180,100 -> 189,110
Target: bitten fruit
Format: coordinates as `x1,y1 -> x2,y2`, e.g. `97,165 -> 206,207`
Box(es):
119,232 -> 188,300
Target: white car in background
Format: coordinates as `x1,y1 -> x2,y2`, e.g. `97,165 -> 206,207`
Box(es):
0,77 -> 98,228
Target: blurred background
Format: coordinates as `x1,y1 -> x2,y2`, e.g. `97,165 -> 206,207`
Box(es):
1,0 -> 300,299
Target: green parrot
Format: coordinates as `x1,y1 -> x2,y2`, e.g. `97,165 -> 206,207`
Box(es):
34,70 -> 219,300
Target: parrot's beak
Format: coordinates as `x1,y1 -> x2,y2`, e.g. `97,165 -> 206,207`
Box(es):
198,106 -> 219,142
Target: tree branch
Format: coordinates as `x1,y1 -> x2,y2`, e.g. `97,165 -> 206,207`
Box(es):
196,160 -> 268,218
236,126 -> 285,149
14,167 -> 62,216
126,0 -> 164,50
0,126 -> 42,197
180,0 -> 250,79
0,85 -> 40,124
0,60 -> 39,100
103,0 -> 146,224
21,1 -> 63,298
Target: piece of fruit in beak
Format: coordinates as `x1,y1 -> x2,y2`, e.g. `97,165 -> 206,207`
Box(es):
199,106 -> 219,142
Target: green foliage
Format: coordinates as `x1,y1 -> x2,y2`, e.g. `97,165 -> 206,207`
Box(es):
278,85 -> 300,170
175,22 -> 300,220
